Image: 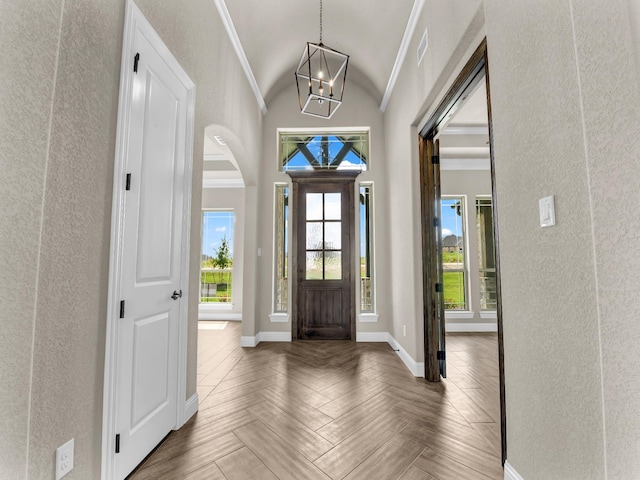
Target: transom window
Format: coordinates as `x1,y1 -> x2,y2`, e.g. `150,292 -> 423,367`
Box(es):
279,132 -> 368,171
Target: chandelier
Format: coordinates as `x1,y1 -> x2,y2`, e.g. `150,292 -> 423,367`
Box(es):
295,0 -> 349,119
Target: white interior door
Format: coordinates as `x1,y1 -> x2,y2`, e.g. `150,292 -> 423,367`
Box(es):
106,4 -> 195,478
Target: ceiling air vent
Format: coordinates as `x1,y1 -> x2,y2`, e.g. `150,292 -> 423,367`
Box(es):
417,27 -> 428,66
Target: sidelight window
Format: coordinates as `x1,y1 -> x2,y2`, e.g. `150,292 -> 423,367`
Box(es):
359,184 -> 374,312
274,185 -> 289,312
476,197 -> 497,310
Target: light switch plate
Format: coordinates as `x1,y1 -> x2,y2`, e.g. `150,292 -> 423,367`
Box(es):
539,195 -> 556,227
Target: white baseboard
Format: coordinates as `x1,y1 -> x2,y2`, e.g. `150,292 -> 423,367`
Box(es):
184,393 -> 198,424
388,334 -> 425,377
446,322 -> 497,333
504,461 -> 524,480
242,330 -> 424,378
356,331 -> 389,342
240,335 -> 259,347
240,332 -> 291,347
260,331 -> 291,342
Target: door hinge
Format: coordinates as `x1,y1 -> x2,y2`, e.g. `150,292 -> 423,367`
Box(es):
435,283 -> 442,293
433,217 -> 440,228
115,434 -> 120,454
431,155 -> 440,165
133,52 -> 140,73
125,173 -> 131,191
437,350 -> 446,361
119,300 -> 125,319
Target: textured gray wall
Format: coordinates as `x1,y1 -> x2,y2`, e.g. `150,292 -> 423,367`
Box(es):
571,1 -> 640,476
0,2 -> 65,478
1,1 -> 262,478
484,0 -> 640,477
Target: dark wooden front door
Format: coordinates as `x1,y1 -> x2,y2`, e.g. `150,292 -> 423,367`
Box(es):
290,171 -> 356,340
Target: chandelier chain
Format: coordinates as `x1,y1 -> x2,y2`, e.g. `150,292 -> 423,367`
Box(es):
319,0 -> 323,43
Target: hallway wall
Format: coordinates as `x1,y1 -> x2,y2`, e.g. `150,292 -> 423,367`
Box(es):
383,0 -> 486,364
0,1 -> 263,478
485,0 -> 640,477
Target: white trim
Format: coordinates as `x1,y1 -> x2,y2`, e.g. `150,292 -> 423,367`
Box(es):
184,393 -> 199,423
269,313 -> 290,323
241,331 -> 292,347
480,310 -> 497,320
356,331 -> 388,342
240,335 -> 260,347
445,322 -> 497,333
102,2 -> 195,477
380,0 -> 426,112
199,312 -> 242,321
358,313 -> 379,323
445,310 -> 475,320
504,461 -> 524,480
204,153 -> 227,162
440,158 -> 491,171
202,178 -> 245,189
260,331 -> 292,342
440,126 -> 489,135
388,334 -> 425,377
213,0 -> 267,114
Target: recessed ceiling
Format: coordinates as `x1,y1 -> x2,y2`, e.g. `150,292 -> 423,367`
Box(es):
221,0 -> 419,108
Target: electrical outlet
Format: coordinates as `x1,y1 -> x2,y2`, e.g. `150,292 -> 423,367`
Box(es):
56,438 -> 74,480
403,324 -> 407,337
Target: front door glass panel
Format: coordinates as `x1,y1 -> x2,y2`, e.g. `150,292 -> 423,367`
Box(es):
305,192 -> 343,280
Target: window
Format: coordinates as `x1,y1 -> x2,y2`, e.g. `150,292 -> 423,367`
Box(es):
305,192 -> 342,280
360,184 -> 374,312
274,185 -> 289,312
201,210 -> 234,303
476,197 -> 497,310
279,132 -> 368,171
441,197 -> 467,310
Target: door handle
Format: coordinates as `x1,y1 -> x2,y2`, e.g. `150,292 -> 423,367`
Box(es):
171,289 -> 182,300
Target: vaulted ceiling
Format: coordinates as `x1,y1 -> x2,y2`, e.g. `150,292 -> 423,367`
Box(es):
216,0 -> 420,110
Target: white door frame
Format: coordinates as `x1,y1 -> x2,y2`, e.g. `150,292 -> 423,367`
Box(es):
101,1 -> 195,478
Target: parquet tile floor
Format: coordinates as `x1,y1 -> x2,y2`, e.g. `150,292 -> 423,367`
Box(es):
128,321 -> 503,480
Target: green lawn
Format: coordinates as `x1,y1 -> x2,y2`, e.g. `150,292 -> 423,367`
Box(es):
443,271 -> 465,309
200,271 -> 232,302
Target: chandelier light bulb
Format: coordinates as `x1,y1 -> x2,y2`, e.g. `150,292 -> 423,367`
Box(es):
318,70 -> 323,79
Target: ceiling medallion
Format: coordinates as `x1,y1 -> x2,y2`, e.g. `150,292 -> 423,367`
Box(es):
294,0 -> 349,119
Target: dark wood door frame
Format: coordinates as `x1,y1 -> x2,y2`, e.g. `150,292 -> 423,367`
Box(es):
288,170 -> 358,340
418,38 -> 507,465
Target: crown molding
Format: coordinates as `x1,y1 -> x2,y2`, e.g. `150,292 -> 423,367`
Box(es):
214,0 -> 267,115
380,0 -> 426,112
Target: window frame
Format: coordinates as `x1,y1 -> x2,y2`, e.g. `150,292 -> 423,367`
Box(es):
476,195 -> 497,311
359,182 -> 375,313
272,183 -> 290,313
200,209 -> 235,304
441,195 -> 469,311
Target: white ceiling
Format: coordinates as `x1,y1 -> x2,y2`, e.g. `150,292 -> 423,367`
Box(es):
220,0 -> 418,107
